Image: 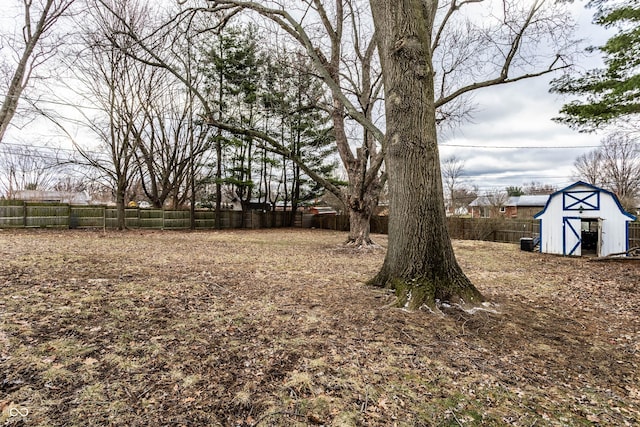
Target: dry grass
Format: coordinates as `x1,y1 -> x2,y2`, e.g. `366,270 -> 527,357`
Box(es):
1,228 -> 639,426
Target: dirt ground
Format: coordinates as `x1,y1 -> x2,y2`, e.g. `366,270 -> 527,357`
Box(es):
0,228 -> 638,426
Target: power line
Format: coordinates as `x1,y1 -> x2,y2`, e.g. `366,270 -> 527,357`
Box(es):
1,141 -> 107,157
441,143 -> 601,149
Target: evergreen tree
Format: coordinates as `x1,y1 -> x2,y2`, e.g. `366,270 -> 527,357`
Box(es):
200,25 -> 263,213
199,26 -> 338,214
552,0 -> 640,129
506,186 -> 524,197
260,48 -> 338,214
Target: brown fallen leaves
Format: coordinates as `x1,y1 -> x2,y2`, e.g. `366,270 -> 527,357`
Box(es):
0,229 -> 638,426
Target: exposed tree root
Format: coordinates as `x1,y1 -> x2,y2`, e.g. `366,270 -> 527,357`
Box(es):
370,274 -> 485,313
342,237 -> 383,252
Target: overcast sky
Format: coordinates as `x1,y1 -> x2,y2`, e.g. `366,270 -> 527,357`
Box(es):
2,1 -> 611,195
439,3 -> 610,194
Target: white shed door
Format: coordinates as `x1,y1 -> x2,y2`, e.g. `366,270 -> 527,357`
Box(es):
597,218 -> 603,257
563,217 -> 581,256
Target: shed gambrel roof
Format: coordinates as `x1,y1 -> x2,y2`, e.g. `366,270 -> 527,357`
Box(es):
533,181 -> 636,220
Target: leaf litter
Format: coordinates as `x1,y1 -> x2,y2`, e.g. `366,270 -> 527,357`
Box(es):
0,228 -> 638,426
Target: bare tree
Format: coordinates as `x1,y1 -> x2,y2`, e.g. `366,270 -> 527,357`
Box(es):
58,0 -> 154,229
599,134 -> 640,210
0,142 -> 61,197
573,133 -> 640,210
0,0 -> 77,143
522,181 -> 556,195
485,189 -> 509,217
573,150 -> 604,186
188,0 -> 386,247
441,155 -> 466,215
131,71 -> 211,209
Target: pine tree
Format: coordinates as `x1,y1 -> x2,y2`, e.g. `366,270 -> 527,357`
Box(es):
200,25 -> 263,214
260,49 -> 338,215
552,0 -> 640,129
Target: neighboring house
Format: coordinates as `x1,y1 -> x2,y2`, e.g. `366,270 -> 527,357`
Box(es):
534,181 -> 636,257
308,206 -> 337,215
504,195 -> 551,219
199,187 -> 243,211
468,195 -> 549,219
274,201 -> 293,211
445,205 -> 469,217
468,196 -> 493,218
12,190 -> 91,205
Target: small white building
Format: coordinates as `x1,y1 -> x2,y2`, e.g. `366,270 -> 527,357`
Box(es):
534,181 -> 636,257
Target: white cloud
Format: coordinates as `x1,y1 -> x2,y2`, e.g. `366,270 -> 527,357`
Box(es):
436,1 -> 617,193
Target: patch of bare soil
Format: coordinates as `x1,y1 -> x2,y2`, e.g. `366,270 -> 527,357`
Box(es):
0,229 -> 638,426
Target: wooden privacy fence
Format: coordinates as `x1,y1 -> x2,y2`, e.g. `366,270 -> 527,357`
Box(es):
299,214 -> 640,247
0,201 -> 299,230
308,215 -> 541,243
3,200 -> 640,247
446,217 -> 540,243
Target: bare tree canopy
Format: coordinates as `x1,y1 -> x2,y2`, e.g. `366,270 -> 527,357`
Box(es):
0,0 -> 77,143
574,133 -> 640,210
432,0 -> 577,127
441,155 -> 469,214
0,142 -> 62,196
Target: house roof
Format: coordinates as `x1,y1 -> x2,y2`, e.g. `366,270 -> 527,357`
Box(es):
508,195 -> 550,207
310,206 -> 337,215
12,190 -> 90,205
468,196 -> 493,207
469,195 -> 549,207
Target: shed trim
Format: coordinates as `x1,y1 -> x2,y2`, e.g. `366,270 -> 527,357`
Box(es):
534,181 -> 637,221
563,216 -> 582,256
563,191 -> 599,211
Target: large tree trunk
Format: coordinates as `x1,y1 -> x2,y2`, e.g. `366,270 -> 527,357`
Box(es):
115,180 -> 127,231
369,0 -> 483,309
338,132 -> 382,248
346,205 -> 374,247
344,180 -> 379,248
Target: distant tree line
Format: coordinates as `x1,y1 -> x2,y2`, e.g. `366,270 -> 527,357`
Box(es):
1,3 -> 341,230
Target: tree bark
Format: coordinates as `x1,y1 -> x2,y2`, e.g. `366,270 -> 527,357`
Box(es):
346,201 -> 374,247
344,159 -> 380,247
369,0 -> 483,309
115,178 -> 127,230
